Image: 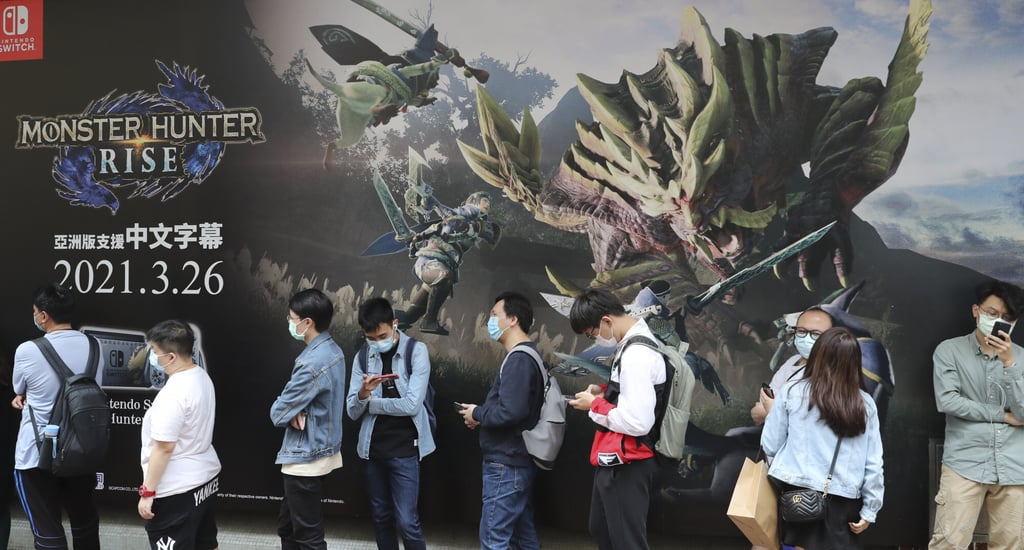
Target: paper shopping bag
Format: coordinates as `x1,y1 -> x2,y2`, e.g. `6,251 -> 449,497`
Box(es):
727,456 -> 779,549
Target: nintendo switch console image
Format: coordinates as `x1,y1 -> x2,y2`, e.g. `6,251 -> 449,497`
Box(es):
80,323 -> 207,390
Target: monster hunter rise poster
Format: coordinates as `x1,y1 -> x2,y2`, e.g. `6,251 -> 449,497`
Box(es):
1,0 -> 1022,546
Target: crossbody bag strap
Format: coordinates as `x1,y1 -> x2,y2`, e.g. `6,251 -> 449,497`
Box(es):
823,437 -> 843,496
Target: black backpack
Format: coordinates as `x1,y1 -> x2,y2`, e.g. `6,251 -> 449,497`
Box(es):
358,335 -> 436,435
27,335 -> 111,477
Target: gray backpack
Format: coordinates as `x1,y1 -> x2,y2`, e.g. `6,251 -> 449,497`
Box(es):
501,345 -> 566,470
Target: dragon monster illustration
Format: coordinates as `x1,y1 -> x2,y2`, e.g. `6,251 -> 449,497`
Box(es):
458,0 -> 932,310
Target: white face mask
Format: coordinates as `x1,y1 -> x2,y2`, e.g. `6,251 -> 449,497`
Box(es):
593,319 -> 619,348
977,313 -> 1014,336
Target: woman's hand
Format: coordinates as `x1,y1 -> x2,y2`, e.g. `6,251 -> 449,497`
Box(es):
848,518 -> 871,534
138,496 -> 155,520
759,387 -> 775,414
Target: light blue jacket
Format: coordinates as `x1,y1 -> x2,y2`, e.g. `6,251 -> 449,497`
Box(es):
270,333 -> 346,465
762,379 -> 885,523
346,332 -> 436,460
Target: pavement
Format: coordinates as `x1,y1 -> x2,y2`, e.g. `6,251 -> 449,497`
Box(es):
7,505 -> 755,549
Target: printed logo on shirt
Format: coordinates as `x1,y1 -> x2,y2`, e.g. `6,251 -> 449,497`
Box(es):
597,452 -> 624,467
156,536 -> 176,550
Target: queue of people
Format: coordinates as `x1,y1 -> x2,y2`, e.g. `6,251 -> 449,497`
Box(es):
6,278 -> 1024,549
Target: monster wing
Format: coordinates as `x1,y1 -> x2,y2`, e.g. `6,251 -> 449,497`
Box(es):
310,24 -> 405,67
776,0 -> 932,286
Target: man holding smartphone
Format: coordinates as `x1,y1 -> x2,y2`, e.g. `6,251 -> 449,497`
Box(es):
347,297 -> 434,550
929,280 -> 1024,550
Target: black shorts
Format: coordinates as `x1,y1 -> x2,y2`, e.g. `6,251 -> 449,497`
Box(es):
146,477 -> 219,550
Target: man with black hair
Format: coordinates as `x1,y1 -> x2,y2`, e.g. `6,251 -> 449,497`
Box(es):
930,279 -> 1024,550
457,291 -> 544,550
568,288 -> 666,550
10,283 -> 100,550
270,288 -> 346,550
347,297 -> 434,550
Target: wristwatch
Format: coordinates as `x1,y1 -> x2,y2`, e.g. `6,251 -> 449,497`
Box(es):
138,485 -> 156,498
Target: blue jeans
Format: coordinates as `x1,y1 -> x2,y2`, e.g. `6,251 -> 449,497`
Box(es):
364,456 -> 427,550
479,461 -> 539,550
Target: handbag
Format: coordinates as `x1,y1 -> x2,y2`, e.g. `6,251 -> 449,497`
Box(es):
727,451 -> 780,549
779,438 -> 842,523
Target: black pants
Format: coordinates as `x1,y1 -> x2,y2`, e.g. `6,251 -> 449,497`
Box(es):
589,458 -> 656,550
278,473 -> 327,550
145,477 -> 219,550
13,468 -> 100,550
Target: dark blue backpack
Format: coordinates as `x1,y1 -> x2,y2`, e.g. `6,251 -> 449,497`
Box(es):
358,335 -> 436,435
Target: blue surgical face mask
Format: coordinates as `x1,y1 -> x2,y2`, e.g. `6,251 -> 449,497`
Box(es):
369,325 -> 398,354
148,350 -> 172,375
487,316 -> 506,341
794,333 -> 816,359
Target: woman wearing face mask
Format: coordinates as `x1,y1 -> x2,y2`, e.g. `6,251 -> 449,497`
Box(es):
137,320 -> 221,550
347,297 -> 434,550
760,327 -> 885,550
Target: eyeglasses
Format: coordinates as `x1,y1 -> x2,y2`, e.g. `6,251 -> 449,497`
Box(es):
979,305 -> 1014,323
792,328 -> 824,340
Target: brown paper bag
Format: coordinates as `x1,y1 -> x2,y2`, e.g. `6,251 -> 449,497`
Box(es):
727,457 -> 779,549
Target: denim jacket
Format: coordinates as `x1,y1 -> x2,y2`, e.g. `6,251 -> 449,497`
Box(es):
761,379 -> 885,523
345,331 -> 436,460
270,332 -> 346,465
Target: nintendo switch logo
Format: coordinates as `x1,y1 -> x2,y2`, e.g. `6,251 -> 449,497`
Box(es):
0,0 -> 42,61
2,5 -> 28,36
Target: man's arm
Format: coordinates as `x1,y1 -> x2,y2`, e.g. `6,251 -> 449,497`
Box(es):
999,345 -> 1024,421
270,361 -> 317,427
368,341 -> 431,417
472,353 -> 536,428
933,343 -> 1005,422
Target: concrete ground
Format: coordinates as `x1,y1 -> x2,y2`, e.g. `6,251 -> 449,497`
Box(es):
8,505 -> 754,549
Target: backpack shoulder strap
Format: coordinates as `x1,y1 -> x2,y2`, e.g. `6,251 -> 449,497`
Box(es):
358,344 -> 369,373
611,334 -> 660,371
403,335 -> 418,377
502,344 -> 546,378
32,336 -> 74,380
85,334 -> 99,378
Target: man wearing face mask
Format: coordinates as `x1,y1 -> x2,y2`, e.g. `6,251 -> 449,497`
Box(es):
457,291 -> 544,550
347,297 -> 434,550
751,306 -> 834,426
567,288 -> 667,550
929,280 -> 1024,550
10,284 -> 101,550
270,289 -> 346,550
137,320 -> 220,550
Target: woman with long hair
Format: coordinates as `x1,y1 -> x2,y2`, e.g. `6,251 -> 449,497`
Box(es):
760,327 -> 884,549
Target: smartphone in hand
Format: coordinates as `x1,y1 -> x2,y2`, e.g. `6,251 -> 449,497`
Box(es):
993,321 -> 1012,337
370,373 -> 400,382
760,382 -> 775,399
453,401 -> 466,412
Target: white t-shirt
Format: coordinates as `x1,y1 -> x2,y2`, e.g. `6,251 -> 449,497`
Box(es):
141,366 -> 221,497
12,330 -> 91,470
